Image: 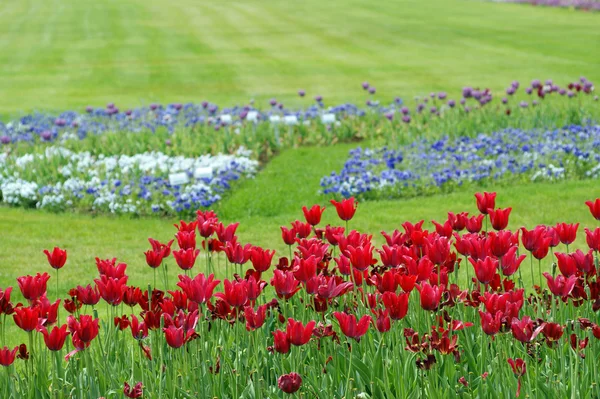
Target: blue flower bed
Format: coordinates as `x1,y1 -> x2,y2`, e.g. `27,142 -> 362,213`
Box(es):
321,124 -> 600,198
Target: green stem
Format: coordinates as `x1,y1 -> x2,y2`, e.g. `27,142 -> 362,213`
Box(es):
345,341 -> 354,397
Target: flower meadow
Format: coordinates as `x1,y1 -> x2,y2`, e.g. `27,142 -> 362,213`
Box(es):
2,193 -> 600,398
0,147 -> 257,215
321,124 -> 600,199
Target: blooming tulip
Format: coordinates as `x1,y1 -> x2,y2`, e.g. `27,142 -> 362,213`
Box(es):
43,247 -> 67,269
330,198 -> 358,221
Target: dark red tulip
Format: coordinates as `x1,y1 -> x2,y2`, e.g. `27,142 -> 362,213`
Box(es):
38,325 -> 69,351
163,325 -> 196,348
333,312 -> 371,342
17,273 -> 50,301
416,282 -> 443,311
542,323 -> 564,346
488,208 -> 512,230
124,381 -> 143,398
14,306 -> 40,332
286,318 -> 315,346
250,247 -> 275,273
244,305 -> 267,331
507,358 -> 526,397
94,276 -> 128,306
215,279 -> 248,308
511,316 -> 545,343
278,372 -> 302,394
43,247 -> 67,270
76,285 -> 101,306
271,270 -> 301,300
0,287 -> 14,315
302,205 -> 326,226
122,286 -> 143,307
585,199 -> 600,220
478,311 -> 502,335
245,275 -> 267,301
382,291 -> 409,320
0,346 -> 18,367
475,192 -> 496,215
177,273 -> 220,305
543,273 -> 577,298
272,330 -> 291,353
469,257 -> 498,285
330,197 -> 358,221
500,247 -> 526,276
173,248 -> 200,270
372,309 -> 391,333
280,226 -> 297,246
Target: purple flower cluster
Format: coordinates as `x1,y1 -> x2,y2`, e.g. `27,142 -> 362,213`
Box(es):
321,124 -> 600,198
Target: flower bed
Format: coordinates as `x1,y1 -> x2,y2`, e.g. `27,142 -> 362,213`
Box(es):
0,147 -> 257,215
321,124 -> 600,198
1,194 -> 600,397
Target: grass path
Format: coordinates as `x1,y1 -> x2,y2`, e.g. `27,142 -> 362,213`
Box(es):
0,0 -> 598,114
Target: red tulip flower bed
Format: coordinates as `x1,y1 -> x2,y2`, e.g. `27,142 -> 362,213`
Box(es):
2,194 -> 600,398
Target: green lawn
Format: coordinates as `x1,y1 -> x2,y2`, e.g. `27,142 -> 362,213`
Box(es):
1,0 -> 599,114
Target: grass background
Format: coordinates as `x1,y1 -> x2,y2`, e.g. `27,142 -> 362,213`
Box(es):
1,0 -> 599,114
1,0 -> 599,295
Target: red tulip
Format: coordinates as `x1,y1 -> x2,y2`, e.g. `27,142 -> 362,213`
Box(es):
469,257 -> 498,285
330,197 -> 358,221
0,287 -> 15,315
67,314 -> 100,344
280,226 -> 297,246
325,225 -> 345,246
511,316 -> 545,343
585,228 -> 600,251
94,276 -> 128,306
271,270 -> 301,300
377,245 -> 403,268
272,330 -> 290,353
250,247 -> 275,273
0,346 -> 18,367
292,256 -> 318,282
291,220 -> 312,239
507,358 -> 526,397
585,198 -> 600,220
215,279 -> 248,308
163,325 -> 196,348
95,258 -> 127,278
543,273 -> 577,298
130,315 -> 148,340
38,325 -> 69,351
246,275 -> 267,301
501,247 -> 526,276
144,249 -> 165,268
35,296 -> 60,326
447,211 -> 468,231
286,318 -> 315,346
398,274 -> 418,293
173,248 -> 200,270
486,231 -> 516,258
124,381 -> 143,398
278,372 -> 302,394
571,249 -> 595,275
432,220 -> 453,238
224,241 -> 252,265
344,244 -> 375,272
175,230 -> 196,250
13,306 -> 40,332
43,247 -> 67,270
174,220 -> 197,233
488,208 -> 512,230
177,273 -> 220,305
17,273 -> 50,301
381,229 -> 405,246
478,311 -> 502,335
475,192 -> 496,215
415,282 -> 443,311
302,205 -> 325,226
333,312 -> 371,342
197,217 -> 217,238
382,291 -> 409,320
148,238 -> 173,258
465,214 -> 484,233
244,305 -> 267,331
541,322 -> 564,346
316,277 -> 353,299
76,285 -> 101,306
215,222 -> 239,243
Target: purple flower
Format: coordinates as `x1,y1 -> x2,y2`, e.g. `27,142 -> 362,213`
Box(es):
41,130 -> 52,141
462,87 -> 473,98
502,97 -> 508,104
298,90 -> 305,97
525,87 -> 533,95
506,87 -> 516,96
368,87 -> 376,95
567,91 -> 574,98
532,100 -> 539,106
511,81 -> 520,89
85,106 -> 93,113
150,103 -> 159,111
438,92 -> 447,100
362,82 -> 369,90
531,80 -> 541,89
402,115 -> 411,124
519,101 -> 528,108
545,79 -> 553,85
559,89 -> 567,96
173,103 -> 183,110
401,106 -> 410,115
0,136 -> 10,145
384,112 -> 393,121
314,95 -> 323,102
201,101 -> 209,109
447,99 -> 456,108
460,98 -> 466,105
269,99 -> 277,107
430,106 -> 437,114
54,118 -> 66,127
165,139 -> 172,146
125,110 -> 133,116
